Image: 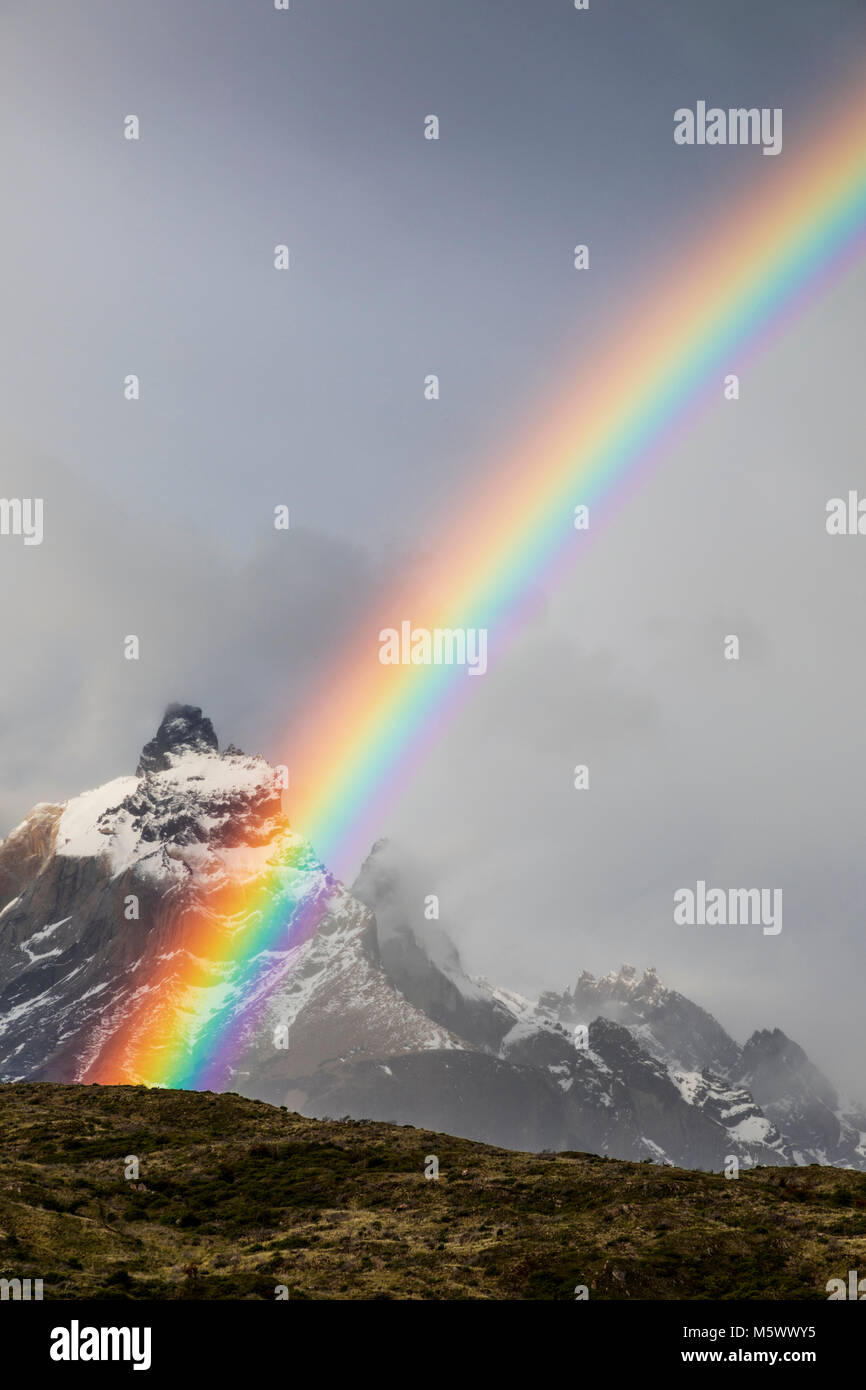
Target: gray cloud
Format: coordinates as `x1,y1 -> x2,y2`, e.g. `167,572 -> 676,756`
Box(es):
1,1 -> 864,1099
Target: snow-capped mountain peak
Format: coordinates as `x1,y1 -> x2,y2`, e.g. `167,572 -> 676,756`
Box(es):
1,708 -> 863,1171
0,706 -> 462,1089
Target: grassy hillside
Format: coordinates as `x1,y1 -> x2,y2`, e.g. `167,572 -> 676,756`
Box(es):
0,1082 -> 863,1300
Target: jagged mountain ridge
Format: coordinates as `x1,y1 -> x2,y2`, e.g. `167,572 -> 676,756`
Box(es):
0,704 -> 863,1171
535,965 -> 866,1169
0,706 -> 457,1087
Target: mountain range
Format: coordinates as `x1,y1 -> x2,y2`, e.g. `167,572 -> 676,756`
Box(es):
1,703 -> 863,1173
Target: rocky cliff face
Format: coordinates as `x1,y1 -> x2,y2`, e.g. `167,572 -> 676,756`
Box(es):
346,844 -> 865,1169
1,705 -> 863,1172
735,1028 -> 866,1168
539,964 -> 742,1076
351,840 -> 517,1051
0,706 -> 457,1088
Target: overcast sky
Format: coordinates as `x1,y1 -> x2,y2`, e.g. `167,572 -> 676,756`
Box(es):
1,0 -> 865,1094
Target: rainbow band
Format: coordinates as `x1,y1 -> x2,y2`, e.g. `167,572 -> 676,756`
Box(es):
291,80 -> 866,874
92,76 -> 866,1089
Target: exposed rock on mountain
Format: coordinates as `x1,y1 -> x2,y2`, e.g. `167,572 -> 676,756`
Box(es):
352,840 -> 516,1051
136,703 -> 219,776
736,1028 -> 866,1168
0,706 -> 863,1172
539,964 -> 741,1076
0,708 -> 457,1088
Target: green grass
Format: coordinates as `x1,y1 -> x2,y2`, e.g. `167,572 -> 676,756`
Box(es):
0,1081 -> 864,1300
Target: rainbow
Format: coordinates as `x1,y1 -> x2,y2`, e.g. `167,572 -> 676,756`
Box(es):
88,75 -> 866,1090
